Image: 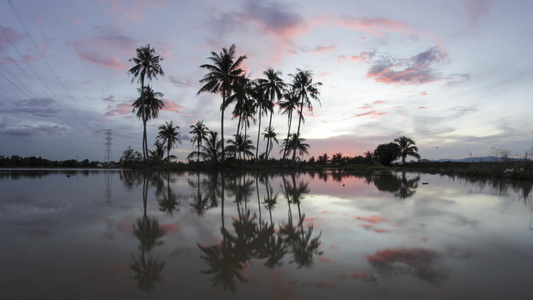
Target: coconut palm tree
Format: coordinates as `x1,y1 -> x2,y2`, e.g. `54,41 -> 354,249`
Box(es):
226,133 -> 255,160
394,136 -> 421,164
188,121 -> 209,163
231,76 -> 256,140
198,130 -> 224,164
128,44 -> 164,161
289,69 -> 322,162
157,121 -> 181,162
132,85 -> 164,162
197,44 -> 247,163
250,79 -> 271,160
259,68 -> 285,159
262,127 -> 278,159
279,86 -> 300,159
281,133 -> 310,161
149,140 -> 165,163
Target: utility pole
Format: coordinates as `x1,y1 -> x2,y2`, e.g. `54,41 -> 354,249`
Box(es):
104,130 -> 112,163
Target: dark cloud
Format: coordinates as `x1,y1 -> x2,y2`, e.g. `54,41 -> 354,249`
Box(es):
240,0 -> 304,37
445,73 -> 471,86
102,95 -> 116,102
367,46 -> 449,85
168,76 -> 196,88
0,98 -> 59,117
0,124 -> 67,137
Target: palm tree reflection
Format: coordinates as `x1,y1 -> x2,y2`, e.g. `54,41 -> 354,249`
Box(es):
197,172 -> 323,293
372,171 -> 420,199
129,172 -> 165,293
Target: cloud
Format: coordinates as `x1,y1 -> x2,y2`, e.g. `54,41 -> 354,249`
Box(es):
463,0 -> 490,27
444,73 -> 471,86
72,26 -> 136,71
354,111 -> 387,118
0,27 -> 23,52
208,0 -> 309,64
104,100 -> 134,117
102,0 -> 169,23
337,15 -> 420,38
240,0 -> 308,39
338,51 -> 375,63
367,46 -> 448,85
102,95 -> 116,102
168,76 -> 196,88
161,99 -> 185,113
302,44 -> 336,54
0,98 -> 60,117
0,123 -> 67,137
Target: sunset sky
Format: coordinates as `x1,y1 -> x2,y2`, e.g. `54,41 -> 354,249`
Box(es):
1,0 -> 532,162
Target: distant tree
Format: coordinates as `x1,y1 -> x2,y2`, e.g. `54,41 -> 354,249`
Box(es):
225,133 -> 255,160
373,143 -> 401,166
189,120 -> 209,163
128,44 -> 164,161
364,151 -> 374,165
394,136 -> 421,164
197,130 -> 224,164
331,152 -> 343,165
262,126 -> 278,159
150,140 -> 166,163
120,146 -> 142,164
157,121 -> 181,162
281,133 -> 310,161
317,153 -> 329,165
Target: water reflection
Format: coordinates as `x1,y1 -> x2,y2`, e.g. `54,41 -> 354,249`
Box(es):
125,173 -> 167,293
2,169 -> 533,299
196,172 -> 323,293
371,171 -> 421,199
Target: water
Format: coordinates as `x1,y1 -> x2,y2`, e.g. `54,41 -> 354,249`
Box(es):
1,169 -> 532,299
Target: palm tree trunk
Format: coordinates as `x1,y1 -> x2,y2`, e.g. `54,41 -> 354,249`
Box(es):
197,140 -> 201,164
255,113 -> 262,160
283,111 -> 292,159
265,112 -> 273,160
140,77 -> 147,161
221,91 -> 226,163
292,99 -> 305,162
143,117 -> 148,162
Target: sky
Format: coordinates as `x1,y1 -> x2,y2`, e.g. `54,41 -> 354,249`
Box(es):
1,0 -> 532,162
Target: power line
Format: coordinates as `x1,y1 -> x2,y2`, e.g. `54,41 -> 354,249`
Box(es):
5,1 -> 99,133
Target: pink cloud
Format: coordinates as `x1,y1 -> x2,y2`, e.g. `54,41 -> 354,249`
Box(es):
372,100 -> 390,105
104,100 -> 134,117
161,99 -> 185,113
366,46 -> 448,85
338,51 -> 375,63
463,0 -> 489,27
354,111 -> 387,118
102,0 -> 168,23
337,15 -> 419,38
72,27 -> 136,71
